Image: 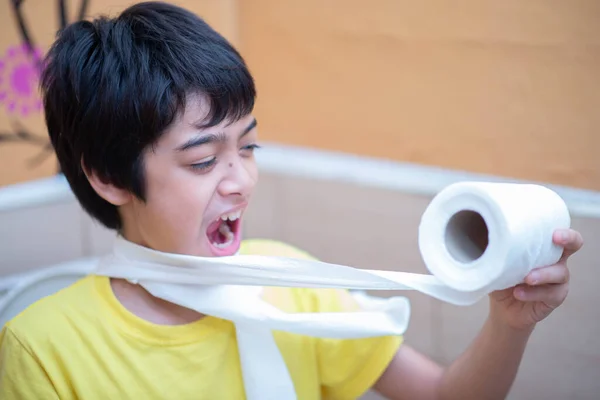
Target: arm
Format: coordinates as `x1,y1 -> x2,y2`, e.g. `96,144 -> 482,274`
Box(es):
374,313 -> 533,400
437,315 -> 533,399
374,228 -> 583,400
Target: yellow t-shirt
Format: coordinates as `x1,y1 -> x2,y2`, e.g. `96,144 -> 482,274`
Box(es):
0,239 -> 401,400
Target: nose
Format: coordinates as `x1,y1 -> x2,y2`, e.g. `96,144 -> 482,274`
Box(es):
217,157 -> 257,199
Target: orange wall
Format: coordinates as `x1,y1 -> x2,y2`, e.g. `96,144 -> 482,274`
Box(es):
1,0 -> 599,190
240,0 -> 600,190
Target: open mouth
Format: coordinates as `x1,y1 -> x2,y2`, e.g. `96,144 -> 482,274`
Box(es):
206,209 -> 243,255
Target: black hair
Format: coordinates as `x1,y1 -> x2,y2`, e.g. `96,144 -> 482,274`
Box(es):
40,1 -> 256,230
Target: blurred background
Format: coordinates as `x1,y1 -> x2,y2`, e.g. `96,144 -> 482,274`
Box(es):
0,1 -> 599,399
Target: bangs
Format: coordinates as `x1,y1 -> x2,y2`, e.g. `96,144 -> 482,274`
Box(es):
176,63 -> 256,129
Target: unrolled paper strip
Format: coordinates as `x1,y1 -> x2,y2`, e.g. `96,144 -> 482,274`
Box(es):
93,181 -> 571,400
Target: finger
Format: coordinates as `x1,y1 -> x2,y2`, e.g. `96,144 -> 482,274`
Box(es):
514,283 -> 568,307
525,264 -> 569,286
553,229 -> 584,260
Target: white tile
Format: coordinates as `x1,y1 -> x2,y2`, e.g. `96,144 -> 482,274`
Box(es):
0,200 -> 85,274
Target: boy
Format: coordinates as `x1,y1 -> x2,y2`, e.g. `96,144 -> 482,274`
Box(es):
0,2 -> 583,399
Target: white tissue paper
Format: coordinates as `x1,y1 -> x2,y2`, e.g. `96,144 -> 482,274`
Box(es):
92,181 -> 571,400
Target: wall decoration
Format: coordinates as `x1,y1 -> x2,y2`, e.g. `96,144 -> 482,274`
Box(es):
0,0 -> 90,176
0,44 -> 43,117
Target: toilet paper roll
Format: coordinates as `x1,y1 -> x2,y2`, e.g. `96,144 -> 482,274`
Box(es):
419,182 -> 571,293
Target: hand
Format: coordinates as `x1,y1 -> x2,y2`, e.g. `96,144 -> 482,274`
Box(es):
488,228 -> 584,331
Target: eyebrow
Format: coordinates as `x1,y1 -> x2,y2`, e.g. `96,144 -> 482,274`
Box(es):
176,117 -> 257,152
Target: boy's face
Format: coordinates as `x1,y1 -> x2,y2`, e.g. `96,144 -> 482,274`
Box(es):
117,95 -> 259,257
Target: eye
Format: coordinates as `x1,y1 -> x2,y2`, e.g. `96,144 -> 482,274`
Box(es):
240,144 -> 261,155
191,157 -> 216,171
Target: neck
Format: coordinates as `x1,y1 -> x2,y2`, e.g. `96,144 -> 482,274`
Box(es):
110,277 -> 205,326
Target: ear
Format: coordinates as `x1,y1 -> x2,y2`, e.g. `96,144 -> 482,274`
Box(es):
82,162 -> 132,206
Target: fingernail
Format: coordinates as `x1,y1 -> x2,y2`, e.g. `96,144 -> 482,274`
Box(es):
516,287 -> 526,299
528,272 -> 539,285
561,230 -> 569,242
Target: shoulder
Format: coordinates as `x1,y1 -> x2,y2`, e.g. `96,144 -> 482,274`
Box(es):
2,275 -> 98,349
238,241 -> 402,399
239,238 -> 360,313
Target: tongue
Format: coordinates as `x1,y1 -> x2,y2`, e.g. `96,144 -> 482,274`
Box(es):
207,219 -> 222,235
207,219 -> 224,243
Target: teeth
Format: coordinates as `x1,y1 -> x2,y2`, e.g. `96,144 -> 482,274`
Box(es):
213,237 -> 234,249
212,218 -> 235,248
219,210 -> 242,222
